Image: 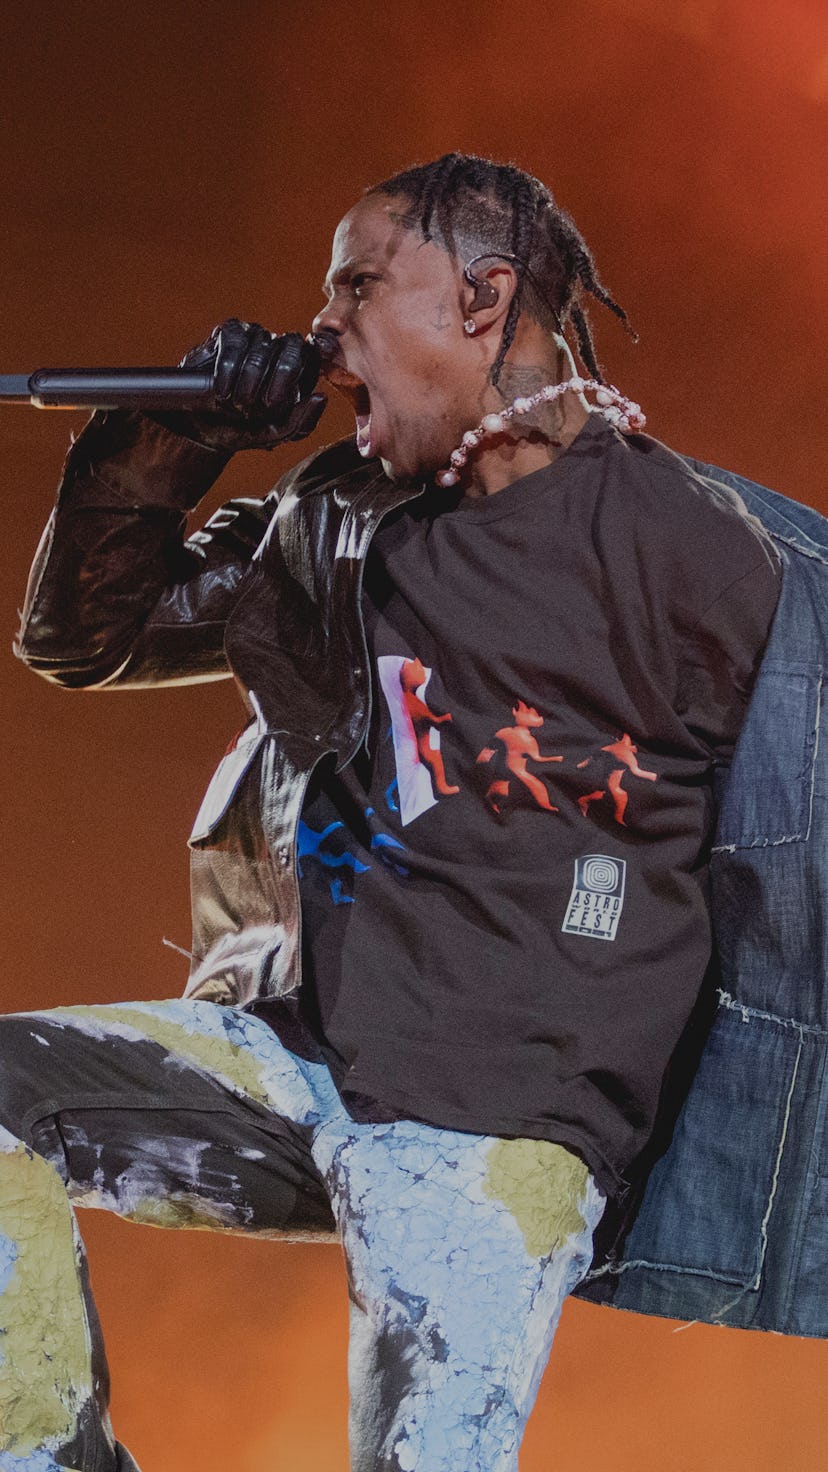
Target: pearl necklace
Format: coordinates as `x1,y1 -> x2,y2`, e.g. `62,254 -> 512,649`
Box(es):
435,377 -> 646,487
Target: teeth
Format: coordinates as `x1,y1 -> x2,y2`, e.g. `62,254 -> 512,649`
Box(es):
355,414 -> 372,457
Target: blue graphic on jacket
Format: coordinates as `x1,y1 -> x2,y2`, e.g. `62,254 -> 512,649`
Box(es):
297,819 -> 370,905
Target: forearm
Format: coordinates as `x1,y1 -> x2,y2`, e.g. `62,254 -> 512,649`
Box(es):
14,410 -> 234,688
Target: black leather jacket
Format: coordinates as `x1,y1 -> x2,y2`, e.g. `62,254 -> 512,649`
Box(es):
16,410 -> 422,1001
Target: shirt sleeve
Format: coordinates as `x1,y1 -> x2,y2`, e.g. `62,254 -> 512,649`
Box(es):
675,545 -> 782,764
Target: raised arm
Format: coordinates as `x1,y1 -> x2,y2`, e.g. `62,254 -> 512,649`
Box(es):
14,321 -> 326,690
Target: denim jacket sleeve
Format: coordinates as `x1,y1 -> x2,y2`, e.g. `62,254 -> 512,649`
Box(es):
576,459 -> 828,1339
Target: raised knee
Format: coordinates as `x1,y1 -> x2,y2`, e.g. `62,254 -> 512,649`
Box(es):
0,1014 -> 63,1146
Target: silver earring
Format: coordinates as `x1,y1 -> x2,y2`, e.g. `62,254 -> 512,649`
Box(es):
463,318 -> 476,335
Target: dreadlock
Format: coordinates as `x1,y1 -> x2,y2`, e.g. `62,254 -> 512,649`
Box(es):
367,152 -> 636,387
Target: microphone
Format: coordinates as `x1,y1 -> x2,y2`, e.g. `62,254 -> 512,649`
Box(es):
0,368 -> 216,411
1,335 -> 338,412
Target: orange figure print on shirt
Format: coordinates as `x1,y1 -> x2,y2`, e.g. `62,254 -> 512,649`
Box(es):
477,700 -> 563,814
577,732 -> 657,825
399,656 -> 459,797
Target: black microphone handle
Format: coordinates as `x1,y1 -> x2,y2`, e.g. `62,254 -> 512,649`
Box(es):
0,368 -> 217,410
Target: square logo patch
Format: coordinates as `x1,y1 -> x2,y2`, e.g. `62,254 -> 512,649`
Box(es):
562,854 -> 626,942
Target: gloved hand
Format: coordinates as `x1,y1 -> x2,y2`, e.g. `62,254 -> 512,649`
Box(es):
153,317 -> 327,452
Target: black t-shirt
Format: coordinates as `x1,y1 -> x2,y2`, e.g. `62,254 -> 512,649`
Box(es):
293,413 -> 781,1195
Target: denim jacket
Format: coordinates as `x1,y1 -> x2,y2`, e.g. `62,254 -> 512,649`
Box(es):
576,460 -> 828,1339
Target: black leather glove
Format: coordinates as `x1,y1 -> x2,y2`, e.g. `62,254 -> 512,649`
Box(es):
153,317 -> 327,451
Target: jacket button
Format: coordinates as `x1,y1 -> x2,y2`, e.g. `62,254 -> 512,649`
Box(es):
278,847 -> 289,866
313,733 -> 322,742
353,665 -> 363,678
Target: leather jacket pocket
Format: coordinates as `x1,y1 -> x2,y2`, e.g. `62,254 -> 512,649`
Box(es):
188,723 -> 264,845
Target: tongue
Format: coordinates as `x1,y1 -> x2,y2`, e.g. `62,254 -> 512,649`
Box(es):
355,414 -> 372,457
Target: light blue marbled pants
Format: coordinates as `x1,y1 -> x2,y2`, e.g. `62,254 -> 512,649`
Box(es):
0,999 -> 604,1472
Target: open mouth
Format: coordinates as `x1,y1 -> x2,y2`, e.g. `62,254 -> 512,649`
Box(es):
350,381 -> 372,457
321,361 -> 373,457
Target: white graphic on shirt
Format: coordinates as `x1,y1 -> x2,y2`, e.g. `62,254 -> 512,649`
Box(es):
377,655 -> 458,826
562,854 -> 626,942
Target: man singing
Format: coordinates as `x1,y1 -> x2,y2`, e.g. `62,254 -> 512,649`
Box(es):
1,153 -> 780,1472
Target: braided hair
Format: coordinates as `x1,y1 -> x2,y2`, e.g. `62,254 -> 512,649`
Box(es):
368,152 -> 636,387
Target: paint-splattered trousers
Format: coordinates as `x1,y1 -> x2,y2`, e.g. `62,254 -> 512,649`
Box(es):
0,999 -> 604,1472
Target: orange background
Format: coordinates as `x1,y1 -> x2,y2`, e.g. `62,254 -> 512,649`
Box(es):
1,2 -> 827,1467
